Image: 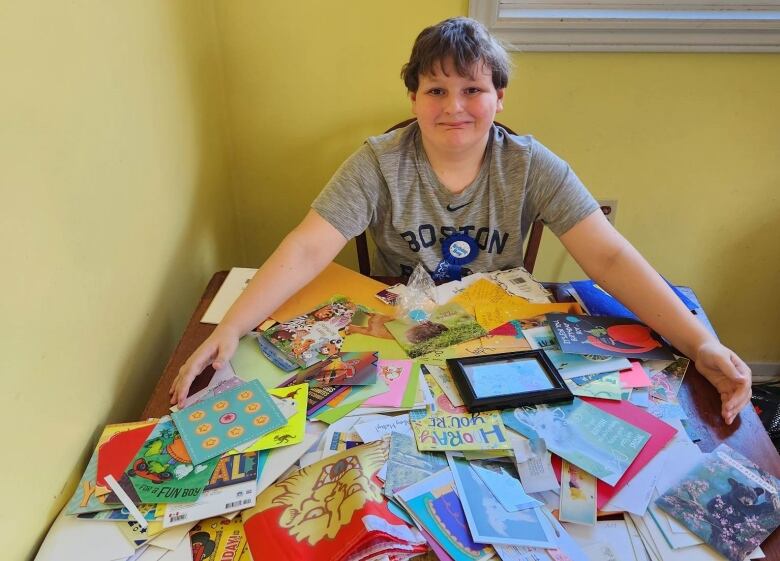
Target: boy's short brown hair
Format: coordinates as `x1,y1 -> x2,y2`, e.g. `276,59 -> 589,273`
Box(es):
401,17 -> 511,93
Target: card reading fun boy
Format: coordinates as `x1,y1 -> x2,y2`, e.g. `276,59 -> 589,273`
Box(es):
127,417 -> 220,505
172,380 -> 285,465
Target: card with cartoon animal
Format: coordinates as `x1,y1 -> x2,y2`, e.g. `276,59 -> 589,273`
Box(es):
172,380 -> 285,465
360,359 -> 413,407
127,417 -> 221,504
656,444 -> 780,561
243,440 -> 428,561
188,515 -> 247,561
384,302 -> 486,358
501,399 -> 650,486
559,461 -> 597,526
260,297 -> 358,369
546,314 -> 675,360
293,352 -> 378,387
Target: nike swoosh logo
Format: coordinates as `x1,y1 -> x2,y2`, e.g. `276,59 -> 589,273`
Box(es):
446,201 -> 472,212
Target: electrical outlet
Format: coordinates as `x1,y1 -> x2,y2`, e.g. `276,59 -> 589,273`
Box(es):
598,199 -> 618,226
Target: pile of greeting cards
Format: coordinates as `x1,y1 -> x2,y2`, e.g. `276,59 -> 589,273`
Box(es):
39,265 -> 780,561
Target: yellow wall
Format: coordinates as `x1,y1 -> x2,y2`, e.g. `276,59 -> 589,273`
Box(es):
214,1 -> 779,361
0,2 -> 238,558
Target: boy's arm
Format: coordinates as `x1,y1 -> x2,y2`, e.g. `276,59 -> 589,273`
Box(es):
558,210 -> 752,424
170,209 -> 349,406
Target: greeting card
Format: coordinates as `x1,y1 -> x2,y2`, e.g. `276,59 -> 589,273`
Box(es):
656,444 -> 780,561
547,313 -> 675,360
127,417 -> 220,504
172,380 -> 285,465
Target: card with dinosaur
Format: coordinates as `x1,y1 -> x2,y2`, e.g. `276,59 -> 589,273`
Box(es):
260,297 -> 358,369
546,313 -> 675,360
655,444 -> 780,561
172,380 -> 286,465
236,383 -> 308,453
127,416 -> 221,504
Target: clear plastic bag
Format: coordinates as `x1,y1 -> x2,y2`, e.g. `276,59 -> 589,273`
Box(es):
396,264 -> 437,322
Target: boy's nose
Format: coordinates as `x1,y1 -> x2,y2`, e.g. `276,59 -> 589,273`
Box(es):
444,94 -> 464,114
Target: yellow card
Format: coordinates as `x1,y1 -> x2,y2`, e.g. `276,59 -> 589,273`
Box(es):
234,383 -> 308,453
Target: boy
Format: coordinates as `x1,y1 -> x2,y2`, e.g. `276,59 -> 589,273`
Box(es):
170,17 -> 750,424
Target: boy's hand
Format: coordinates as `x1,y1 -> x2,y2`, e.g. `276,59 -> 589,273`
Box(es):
169,325 -> 240,408
693,341 -> 752,425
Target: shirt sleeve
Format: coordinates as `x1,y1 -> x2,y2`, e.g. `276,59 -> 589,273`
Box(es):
311,143 -> 385,240
525,139 -> 600,237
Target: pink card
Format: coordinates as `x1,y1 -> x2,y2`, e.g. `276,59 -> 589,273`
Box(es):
619,360 -> 651,388
361,359 -> 413,408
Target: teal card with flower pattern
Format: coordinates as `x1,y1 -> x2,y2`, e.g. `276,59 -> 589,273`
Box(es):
172,379 -> 285,465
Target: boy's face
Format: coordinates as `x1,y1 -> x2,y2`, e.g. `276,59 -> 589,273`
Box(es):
410,58 -> 504,155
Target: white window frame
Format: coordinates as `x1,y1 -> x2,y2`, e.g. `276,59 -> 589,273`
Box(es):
470,1 -> 780,51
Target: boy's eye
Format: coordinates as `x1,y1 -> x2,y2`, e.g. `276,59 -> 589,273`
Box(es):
427,88 -> 445,96
465,87 -> 482,95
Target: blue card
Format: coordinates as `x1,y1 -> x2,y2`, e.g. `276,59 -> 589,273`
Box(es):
172,380 -> 286,465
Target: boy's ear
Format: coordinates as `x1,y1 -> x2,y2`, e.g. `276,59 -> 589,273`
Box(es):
496,88 -> 505,113
409,91 -> 418,115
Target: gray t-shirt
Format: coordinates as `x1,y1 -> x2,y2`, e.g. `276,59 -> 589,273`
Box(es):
312,122 -> 598,277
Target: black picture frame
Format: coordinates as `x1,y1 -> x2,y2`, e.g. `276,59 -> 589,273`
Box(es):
446,350 -> 573,412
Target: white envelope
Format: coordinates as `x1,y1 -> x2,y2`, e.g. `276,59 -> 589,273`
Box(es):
34,508 -> 134,561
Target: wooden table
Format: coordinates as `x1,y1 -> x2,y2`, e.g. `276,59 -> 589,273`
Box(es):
142,271 -> 780,558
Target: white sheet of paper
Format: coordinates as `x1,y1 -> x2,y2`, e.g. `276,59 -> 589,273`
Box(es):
433,273 -> 488,304
516,450 -> 559,493
148,521 -> 196,550
563,520 -> 638,561
601,446 -> 667,515
135,545 -> 168,561
35,508 -> 135,561
354,415 -> 413,442
200,267 -> 256,324
159,535 -> 193,561
257,426 -> 324,494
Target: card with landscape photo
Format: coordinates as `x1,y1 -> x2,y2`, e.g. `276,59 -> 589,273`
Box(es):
656,444 -> 780,561
546,314 -> 675,360
385,302 -> 486,358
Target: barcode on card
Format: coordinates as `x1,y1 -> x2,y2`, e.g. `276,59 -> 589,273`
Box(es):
168,513 -> 188,523
225,498 -> 253,509
509,277 -> 527,285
